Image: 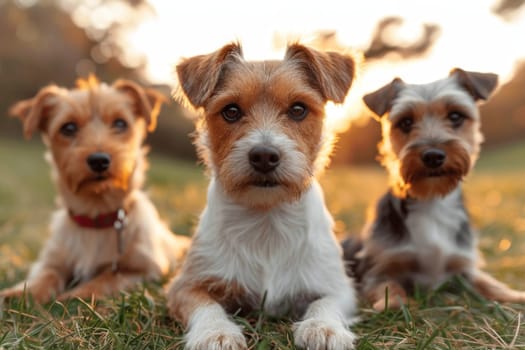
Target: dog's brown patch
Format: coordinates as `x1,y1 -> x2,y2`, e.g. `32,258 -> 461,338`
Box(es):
167,276 -> 252,326
366,280 -> 408,311
444,256 -> 472,274
368,252 -> 421,277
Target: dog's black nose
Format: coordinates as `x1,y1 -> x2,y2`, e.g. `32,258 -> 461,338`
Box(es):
249,146 -> 280,173
421,149 -> 446,169
87,152 -> 111,173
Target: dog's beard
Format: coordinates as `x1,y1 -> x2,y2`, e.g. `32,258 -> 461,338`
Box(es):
63,157 -> 137,197
400,146 -> 471,199
74,175 -> 128,195
218,168 -> 312,210
403,173 -> 464,199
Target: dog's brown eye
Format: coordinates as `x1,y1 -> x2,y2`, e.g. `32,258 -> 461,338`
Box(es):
448,111 -> 466,128
221,104 -> 243,123
112,118 -> 128,132
60,122 -> 78,137
396,117 -> 413,134
288,103 -> 308,121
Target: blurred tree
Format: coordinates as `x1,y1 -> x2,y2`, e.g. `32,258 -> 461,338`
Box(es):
331,116 -> 381,165
493,0 -> 525,20
56,0 -> 153,70
0,0 -> 136,135
364,17 -> 440,60
0,0 -> 196,161
479,61 -> 525,147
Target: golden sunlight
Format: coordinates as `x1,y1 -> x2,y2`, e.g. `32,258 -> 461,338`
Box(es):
126,0 -> 525,131
498,238 -> 512,251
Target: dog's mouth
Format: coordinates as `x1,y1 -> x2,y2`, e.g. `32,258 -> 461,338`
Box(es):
251,179 -> 280,188
86,173 -> 110,183
410,168 -> 463,182
426,169 -> 450,178
93,174 -> 109,181
76,174 -> 112,190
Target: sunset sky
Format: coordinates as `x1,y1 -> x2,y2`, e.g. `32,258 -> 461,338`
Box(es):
68,0 -> 524,130
128,0 -> 524,79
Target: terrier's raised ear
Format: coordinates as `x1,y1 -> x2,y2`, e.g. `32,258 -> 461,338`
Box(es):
113,79 -> 167,132
450,68 -> 498,101
363,78 -> 404,118
9,85 -> 63,139
285,43 -> 355,104
175,42 -> 243,108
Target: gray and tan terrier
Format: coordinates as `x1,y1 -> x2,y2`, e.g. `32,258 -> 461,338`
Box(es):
343,68 -> 525,311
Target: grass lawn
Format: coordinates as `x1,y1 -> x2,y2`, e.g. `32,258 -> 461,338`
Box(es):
0,137 -> 524,349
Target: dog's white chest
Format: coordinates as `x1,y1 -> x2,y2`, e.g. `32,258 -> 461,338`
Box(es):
50,210 -> 120,281
404,189 -> 471,287
196,180 -> 347,315
69,229 -> 119,280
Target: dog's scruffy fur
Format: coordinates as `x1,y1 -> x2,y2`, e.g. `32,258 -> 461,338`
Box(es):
343,69 -> 525,311
0,77 -> 190,303
167,43 -> 358,349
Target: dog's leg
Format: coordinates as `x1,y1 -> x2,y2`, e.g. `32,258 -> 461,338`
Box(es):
365,280 -> 408,311
470,270 -> 525,303
167,283 -> 247,350
293,284 -> 357,350
57,270 -> 144,301
0,267 -> 66,303
162,231 -> 192,264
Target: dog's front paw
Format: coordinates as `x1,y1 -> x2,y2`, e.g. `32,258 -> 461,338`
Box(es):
0,284 -> 53,304
185,319 -> 247,350
372,295 -> 406,311
293,318 -> 356,350
0,287 -> 23,300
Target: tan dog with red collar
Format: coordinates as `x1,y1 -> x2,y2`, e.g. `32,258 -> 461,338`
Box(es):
0,76 -> 190,303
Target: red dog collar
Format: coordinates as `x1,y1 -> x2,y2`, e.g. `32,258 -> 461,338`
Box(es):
69,208 -> 127,229
69,208 -> 127,272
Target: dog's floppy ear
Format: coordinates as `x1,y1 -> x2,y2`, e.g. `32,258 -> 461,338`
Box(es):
9,85 -> 62,139
450,68 -> 498,101
285,43 -> 355,104
363,78 -> 404,119
176,42 -> 243,108
113,79 -> 167,132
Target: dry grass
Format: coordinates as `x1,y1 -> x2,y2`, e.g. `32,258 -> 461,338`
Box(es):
1,138 -> 524,349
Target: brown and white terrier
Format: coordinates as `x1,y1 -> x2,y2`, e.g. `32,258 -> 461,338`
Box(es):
342,69 -> 525,311
0,76 -> 190,303
166,43 -> 358,349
